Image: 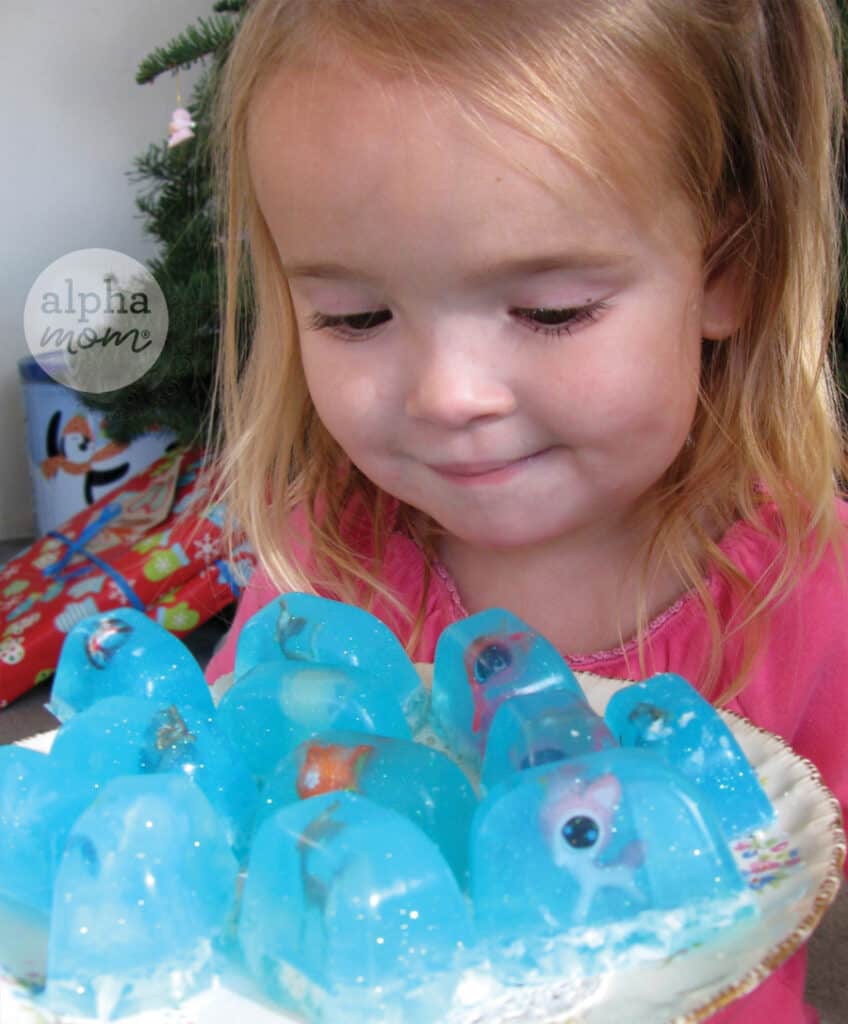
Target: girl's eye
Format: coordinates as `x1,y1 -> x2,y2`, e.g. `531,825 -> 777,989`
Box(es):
511,302 -> 608,337
308,309 -> 392,338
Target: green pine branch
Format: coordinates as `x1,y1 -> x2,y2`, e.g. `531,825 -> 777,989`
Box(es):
136,15 -> 238,84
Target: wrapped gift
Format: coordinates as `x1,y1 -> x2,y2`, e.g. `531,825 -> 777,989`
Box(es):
18,356 -> 177,537
0,448 -> 254,707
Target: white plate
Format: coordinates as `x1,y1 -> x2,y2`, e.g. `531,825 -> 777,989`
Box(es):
1,676 -> 844,1023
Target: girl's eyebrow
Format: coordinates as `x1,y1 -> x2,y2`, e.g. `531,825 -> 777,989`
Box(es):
283,251 -> 633,284
464,251 -> 634,284
284,261 -> 377,282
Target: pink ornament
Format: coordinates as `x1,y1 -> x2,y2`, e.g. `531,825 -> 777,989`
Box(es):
168,107 -> 196,148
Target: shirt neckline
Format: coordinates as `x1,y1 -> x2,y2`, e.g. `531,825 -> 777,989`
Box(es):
427,516 -> 755,667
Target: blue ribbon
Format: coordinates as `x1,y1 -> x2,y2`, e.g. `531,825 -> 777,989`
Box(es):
44,502 -> 122,576
214,558 -> 242,599
44,501 -> 145,611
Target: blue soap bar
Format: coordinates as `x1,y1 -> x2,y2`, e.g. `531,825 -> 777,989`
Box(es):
50,695 -> 259,861
0,892 -> 50,989
0,746 -> 91,917
431,608 -> 584,771
49,609 -> 213,722
239,791 -> 473,1022
46,775 -> 238,1020
217,659 -> 413,786
482,687 -> 617,791
235,594 -> 425,728
605,673 -> 774,837
261,730 -> 478,887
471,748 -> 753,969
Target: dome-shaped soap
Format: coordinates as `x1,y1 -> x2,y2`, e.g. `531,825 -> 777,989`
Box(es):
46,774 -> 238,1019
49,609 -> 213,722
239,791 -> 473,1022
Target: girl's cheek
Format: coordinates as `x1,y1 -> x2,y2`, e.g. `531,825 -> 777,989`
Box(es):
343,372 -> 383,410
309,364 -> 387,430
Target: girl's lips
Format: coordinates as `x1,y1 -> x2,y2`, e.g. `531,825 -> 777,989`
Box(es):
430,448 -> 553,482
435,460 -> 513,476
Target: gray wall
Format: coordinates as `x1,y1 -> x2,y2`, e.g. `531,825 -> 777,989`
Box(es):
0,0 -> 212,539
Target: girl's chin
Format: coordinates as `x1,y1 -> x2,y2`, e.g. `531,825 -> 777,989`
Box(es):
429,513 -> 579,552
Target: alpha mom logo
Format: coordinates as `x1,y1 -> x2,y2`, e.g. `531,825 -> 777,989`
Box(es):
24,248 -> 168,393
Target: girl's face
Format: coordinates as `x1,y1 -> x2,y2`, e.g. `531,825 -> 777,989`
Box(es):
249,61 -> 736,553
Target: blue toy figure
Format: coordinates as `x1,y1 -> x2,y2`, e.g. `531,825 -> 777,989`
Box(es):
49,608 -> 214,722
46,774 -> 238,1020
605,673 -> 774,837
235,594 -> 427,731
481,686 -> 617,791
260,730 -> 478,887
471,749 -> 754,972
430,609 -> 585,771
239,790 -> 474,1023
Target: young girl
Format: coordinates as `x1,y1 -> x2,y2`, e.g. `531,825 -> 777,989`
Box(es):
206,1 -> 847,1020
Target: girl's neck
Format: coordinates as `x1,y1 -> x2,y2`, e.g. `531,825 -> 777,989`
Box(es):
436,516 -> 689,657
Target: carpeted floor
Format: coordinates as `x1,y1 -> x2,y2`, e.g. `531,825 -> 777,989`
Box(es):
0,537 -> 844,1020
806,886 -> 848,1023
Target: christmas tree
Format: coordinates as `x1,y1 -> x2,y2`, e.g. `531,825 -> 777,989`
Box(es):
80,1 -> 247,445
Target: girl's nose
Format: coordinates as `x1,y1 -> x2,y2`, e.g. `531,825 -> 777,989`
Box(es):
404,330 -> 517,427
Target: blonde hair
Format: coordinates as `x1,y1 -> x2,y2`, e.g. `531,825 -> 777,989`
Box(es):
210,0 -> 847,700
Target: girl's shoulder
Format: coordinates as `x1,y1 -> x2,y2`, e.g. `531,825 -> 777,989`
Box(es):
726,498 -> 848,825
568,497 -> 848,678
700,496 -> 848,648
718,495 -> 848,566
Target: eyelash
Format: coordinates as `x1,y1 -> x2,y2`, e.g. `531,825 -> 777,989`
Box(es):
307,302 -> 608,339
510,303 -> 609,337
308,310 -> 391,338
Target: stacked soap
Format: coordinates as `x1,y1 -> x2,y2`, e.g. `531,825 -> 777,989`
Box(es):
0,596 -> 775,1022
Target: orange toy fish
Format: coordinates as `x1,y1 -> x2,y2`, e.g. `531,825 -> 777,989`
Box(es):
296,740 -> 375,799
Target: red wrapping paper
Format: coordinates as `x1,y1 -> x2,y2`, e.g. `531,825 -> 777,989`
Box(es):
0,448 -> 253,707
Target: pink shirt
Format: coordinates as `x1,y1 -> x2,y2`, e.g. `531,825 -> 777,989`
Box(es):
207,500 -> 848,1023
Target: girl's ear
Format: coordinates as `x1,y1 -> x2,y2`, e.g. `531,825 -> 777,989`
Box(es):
701,262 -> 745,341
700,214 -> 747,341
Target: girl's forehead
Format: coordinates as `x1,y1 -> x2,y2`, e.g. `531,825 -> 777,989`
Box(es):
247,57 -> 700,252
